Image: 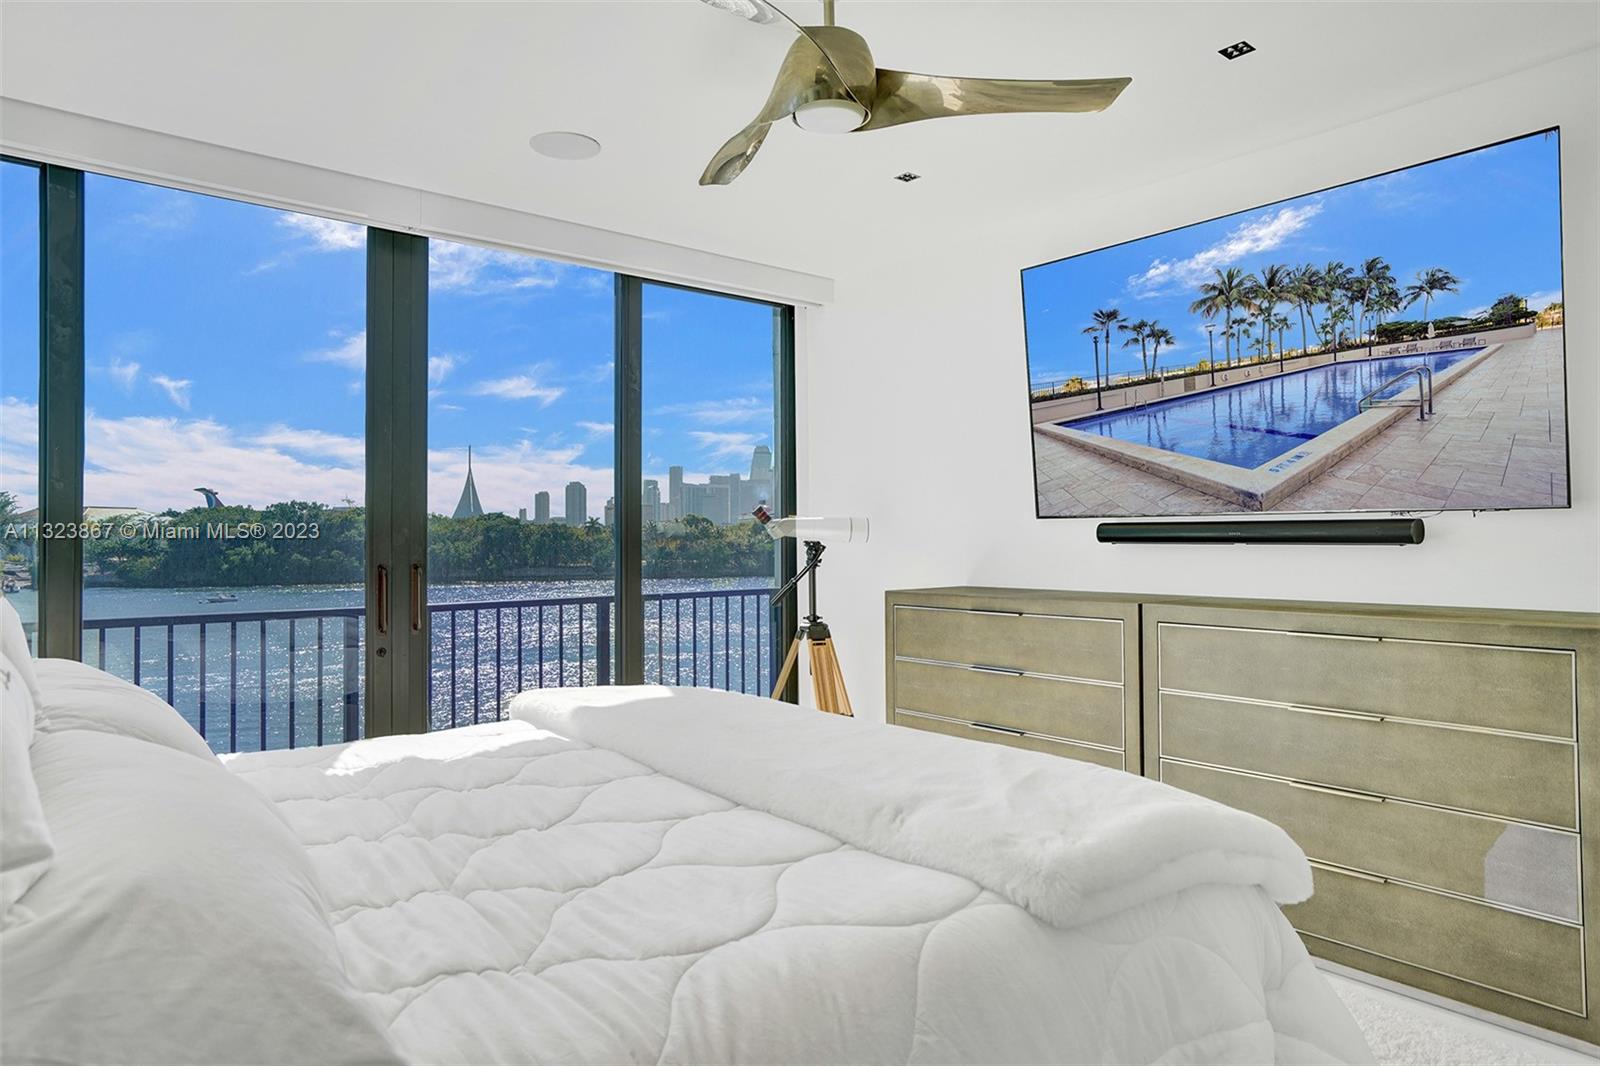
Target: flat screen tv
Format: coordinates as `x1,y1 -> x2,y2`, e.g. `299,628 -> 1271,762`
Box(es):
1021,128 -> 1568,518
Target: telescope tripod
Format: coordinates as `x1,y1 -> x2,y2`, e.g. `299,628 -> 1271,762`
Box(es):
771,540 -> 853,716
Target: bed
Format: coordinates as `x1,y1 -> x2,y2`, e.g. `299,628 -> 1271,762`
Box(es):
2,648 -> 1372,1064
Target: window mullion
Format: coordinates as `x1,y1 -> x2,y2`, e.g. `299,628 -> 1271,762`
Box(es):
36,163 -> 84,660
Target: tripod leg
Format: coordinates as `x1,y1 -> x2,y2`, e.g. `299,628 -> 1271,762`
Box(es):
771,636 -> 802,701
809,638 -> 854,717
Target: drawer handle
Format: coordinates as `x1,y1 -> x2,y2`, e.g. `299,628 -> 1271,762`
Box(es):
970,664 -> 1026,677
1290,704 -> 1386,723
1310,860 -> 1388,884
969,721 -> 1027,737
1286,779 -> 1386,803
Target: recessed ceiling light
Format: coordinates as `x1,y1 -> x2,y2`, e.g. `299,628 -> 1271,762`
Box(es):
894,172 -> 921,183
1218,40 -> 1256,60
529,131 -> 602,160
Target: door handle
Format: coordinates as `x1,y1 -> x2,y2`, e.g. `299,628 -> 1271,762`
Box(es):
410,564 -> 423,633
375,565 -> 389,636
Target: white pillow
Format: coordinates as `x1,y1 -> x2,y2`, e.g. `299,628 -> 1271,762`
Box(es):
1,653 -> 53,922
0,596 -> 40,705
0,728 -> 402,1065
35,658 -> 217,762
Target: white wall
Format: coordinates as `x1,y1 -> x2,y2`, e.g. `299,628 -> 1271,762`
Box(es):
801,49 -> 1600,721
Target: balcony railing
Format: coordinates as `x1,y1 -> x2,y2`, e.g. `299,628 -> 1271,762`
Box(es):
80,587 -> 777,754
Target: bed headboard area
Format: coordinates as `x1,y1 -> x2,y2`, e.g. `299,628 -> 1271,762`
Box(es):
884,586 -> 1600,1045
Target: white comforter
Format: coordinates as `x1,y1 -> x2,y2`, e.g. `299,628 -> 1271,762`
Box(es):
227,685 -> 1371,1065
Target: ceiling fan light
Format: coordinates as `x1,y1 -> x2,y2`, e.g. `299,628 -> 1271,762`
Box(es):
792,99 -> 868,134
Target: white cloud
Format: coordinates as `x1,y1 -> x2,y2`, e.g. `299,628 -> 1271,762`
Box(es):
304,330 -> 366,370
250,425 -> 365,466
429,242 -> 570,295
278,213 -> 365,251
108,359 -> 141,390
80,413 -> 364,511
468,374 -> 564,405
428,354 -> 458,387
1526,289 -> 1563,310
1127,202 -> 1324,296
126,192 -> 196,235
578,421 -> 613,437
1,398 -> 40,509
689,430 -> 762,461
150,374 -> 192,411
658,397 -> 768,425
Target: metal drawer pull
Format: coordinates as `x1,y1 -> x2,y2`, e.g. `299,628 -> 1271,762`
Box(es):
1290,704 -> 1385,723
1310,860 -> 1389,884
970,664 -> 1026,676
1286,779 -> 1386,803
969,721 -> 1027,737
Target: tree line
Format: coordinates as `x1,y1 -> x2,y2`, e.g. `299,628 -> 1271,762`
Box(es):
1057,257 -> 1544,397
0,497 -> 777,587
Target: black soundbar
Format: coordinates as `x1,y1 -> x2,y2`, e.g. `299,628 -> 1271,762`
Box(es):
1096,518 -> 1425,545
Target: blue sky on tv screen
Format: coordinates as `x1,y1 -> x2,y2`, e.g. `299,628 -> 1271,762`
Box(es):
0,165 -> 776,516
1021,131 -> 1564,388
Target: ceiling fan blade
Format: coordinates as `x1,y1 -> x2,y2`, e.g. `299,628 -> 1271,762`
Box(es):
695,0 -> 783,25
698,27 -> 874,185
860,71 -> 1131,131
700,120 -> 776,185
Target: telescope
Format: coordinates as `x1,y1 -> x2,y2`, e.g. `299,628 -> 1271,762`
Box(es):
753,506 -> 867,716
752,506 -> 869,543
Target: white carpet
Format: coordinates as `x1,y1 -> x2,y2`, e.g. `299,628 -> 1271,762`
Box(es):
1328,974 -> 1598,1066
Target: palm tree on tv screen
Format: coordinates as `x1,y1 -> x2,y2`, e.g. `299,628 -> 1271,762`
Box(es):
1119,318 -> 1152,377
1147,323 -> 1175,375
1319,261 -> 1355,349
1091,307 -> 1123,390
1402,267 -> 1461,333
1249,264 -> 1292,365
1271,313 -> 1292,368
1189,267 -> 1248,368
1358,257 -> 1396,339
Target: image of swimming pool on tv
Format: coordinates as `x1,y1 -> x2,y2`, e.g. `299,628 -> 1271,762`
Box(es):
1020,128 -> 1568,517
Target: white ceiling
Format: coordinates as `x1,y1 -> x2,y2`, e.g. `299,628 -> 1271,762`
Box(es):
2,1 -> 1596,278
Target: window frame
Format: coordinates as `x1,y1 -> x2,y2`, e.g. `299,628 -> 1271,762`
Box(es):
9,156 -> 799,726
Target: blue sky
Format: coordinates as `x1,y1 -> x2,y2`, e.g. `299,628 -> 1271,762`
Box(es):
1022,131 -> 1565,388
0,165 -> 776,517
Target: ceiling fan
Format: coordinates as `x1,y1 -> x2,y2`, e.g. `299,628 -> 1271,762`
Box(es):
696,0 -> 1132,185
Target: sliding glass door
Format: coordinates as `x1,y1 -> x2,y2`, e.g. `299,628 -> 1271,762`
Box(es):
425,238 -> 616,728
6,156 -> 798,752
640,282 -> 788,695
80,174 -> 369,752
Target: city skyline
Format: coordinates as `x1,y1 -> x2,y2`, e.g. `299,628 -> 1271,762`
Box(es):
446,442 -> 775,527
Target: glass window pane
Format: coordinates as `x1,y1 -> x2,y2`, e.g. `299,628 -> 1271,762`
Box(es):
0,161 -> 40,648
82,174 -> 366,753
426,238 -> 614,729
641,283 -> 781,695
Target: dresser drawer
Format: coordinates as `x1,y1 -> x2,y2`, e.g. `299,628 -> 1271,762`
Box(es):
894,658 -> 1123,749
893,606 -> 1123,682
1288,864 -> 1586,1015
1161,760 -> 1581,922
893,710 -> 1124,770
1157,622 -> 1575,738
1158,692 -> 1576,829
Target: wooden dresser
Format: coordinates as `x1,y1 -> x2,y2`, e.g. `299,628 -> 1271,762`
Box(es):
884,587 -> 1600,1044
884,588 -> 1141,772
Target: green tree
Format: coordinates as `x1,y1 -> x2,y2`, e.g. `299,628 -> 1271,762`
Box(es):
1090,308 -> 1123,390
1189,267 -> 1250,368
1402,267 -> 1460,332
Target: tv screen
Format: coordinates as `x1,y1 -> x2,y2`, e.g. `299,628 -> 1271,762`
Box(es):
1021,129 -> 1567,518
